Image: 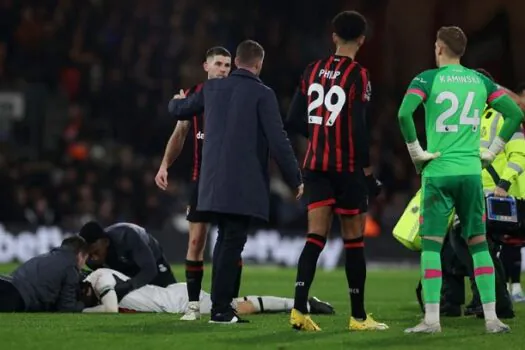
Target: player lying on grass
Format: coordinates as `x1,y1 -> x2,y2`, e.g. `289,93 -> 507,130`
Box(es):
80,268 -> 335,316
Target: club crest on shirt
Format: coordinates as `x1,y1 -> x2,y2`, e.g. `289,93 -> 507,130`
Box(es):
364,81 -> 372,102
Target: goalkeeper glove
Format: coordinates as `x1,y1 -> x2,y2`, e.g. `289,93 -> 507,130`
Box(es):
480,136 -> 505,168
406,140 -> 440,174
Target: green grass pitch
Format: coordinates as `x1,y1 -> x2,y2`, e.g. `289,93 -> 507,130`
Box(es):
0,264 -> 523,350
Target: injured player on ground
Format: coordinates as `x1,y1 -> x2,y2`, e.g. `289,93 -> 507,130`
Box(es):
80,268 -> 335,316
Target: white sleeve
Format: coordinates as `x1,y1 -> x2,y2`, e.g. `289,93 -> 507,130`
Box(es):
94,271 -> 117,298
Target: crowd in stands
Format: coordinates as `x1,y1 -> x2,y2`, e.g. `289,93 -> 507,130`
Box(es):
0,0 -> 445,232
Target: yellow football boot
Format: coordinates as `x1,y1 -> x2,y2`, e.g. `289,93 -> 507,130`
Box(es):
290,308 -> 321,331
349,314 -> 389,331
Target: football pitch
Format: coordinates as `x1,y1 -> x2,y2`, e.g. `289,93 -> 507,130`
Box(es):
0,264 -> 523,350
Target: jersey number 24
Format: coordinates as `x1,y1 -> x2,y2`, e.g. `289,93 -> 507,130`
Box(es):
435,91 -> 480,132
307,83 -> 346,127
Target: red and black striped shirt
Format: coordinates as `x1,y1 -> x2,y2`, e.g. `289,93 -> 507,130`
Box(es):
287,55 -> 371,172
185,83 -> 204,181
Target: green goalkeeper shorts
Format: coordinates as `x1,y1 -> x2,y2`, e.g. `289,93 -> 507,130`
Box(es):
420,175 -> 486,239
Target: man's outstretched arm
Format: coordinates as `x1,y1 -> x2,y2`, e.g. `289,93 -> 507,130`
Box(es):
168,89 -> 205,120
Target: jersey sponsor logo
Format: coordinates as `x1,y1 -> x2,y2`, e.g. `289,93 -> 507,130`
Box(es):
318,69 -> 341,80
196,131 -> 204,140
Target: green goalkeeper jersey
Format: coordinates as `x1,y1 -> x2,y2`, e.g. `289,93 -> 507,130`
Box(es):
405,64 -> 503,177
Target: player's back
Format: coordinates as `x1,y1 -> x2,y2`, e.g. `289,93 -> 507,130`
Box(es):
121,284 -> 172,312
302,55 -> 370,173
419,65 -> 489,177
123,283 -> 203,314
88,268 -> 169,313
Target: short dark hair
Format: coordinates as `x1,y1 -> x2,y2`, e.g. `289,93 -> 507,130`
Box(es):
78,221 -> 106,244
476,68 -> 495,82
332,11 -> 367,42
206,46 -> 231,60
235,40 -> 265,66
437,26 -> 467,57
515,82 -> 525,95
61,236 -> 89,254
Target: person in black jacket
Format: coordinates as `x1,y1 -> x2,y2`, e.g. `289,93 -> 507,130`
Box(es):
0,236 -> 88,312
79,221 -> 176,300
168,40 -> 303,323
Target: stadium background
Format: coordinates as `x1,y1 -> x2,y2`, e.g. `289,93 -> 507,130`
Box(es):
0,0 -> 524,267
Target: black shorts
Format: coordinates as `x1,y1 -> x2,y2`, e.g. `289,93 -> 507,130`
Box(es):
304,169 -> 368,215
187,181 -> 213,223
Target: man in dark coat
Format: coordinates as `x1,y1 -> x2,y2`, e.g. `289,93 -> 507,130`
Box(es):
0,236 -> 89,312
168,39 -> 303,323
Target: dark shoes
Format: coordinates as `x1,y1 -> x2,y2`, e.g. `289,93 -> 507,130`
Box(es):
440,303 -> 462,317
464,303 -> 515,319
209,309 -> 250,324
308,297 -> 335,315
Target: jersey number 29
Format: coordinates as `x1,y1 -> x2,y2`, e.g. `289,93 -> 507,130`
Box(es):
435,91 -> 480,132
307,83 -> 346,126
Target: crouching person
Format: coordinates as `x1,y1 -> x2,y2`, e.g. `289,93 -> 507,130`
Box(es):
0,236 -> 89,312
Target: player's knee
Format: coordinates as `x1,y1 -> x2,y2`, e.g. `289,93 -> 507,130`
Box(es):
340,214 -> 364,240
467,235 -> 488,254
421,237 -> 443,252
467,234 -> 486,246
308,207 -> 333,236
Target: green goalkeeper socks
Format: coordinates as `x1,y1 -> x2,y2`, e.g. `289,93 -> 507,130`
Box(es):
421,239 -> 442,305
469,241 -> 496,304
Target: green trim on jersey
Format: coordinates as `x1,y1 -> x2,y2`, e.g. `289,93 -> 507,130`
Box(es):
398,69 -> 439,142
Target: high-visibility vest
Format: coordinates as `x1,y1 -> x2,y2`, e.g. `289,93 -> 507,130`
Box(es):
393,107 -> 525,251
